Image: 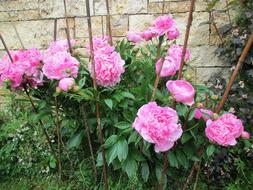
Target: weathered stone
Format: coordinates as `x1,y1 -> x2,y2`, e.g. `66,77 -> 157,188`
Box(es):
94,0 -> 147,15
56,18 -> 75,39
0,10 -> 39,22
129,14 -> 155,32
14,20 -> 54,49
174,12 -> 210,46
0,0 -> 39,11
196,67 -> 230,84
148,1 -> 191,14
0,22 -> 23,50
188,45 -> 229,67
102,15 -> 128,36
75,16 -> 103,38
38,0 -> 93,19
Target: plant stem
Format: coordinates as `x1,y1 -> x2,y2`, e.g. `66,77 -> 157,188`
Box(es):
85,0 -> 108,189
211,13 -> 223,43
82,105 -> 98,182
159,151 -> 169,190
177,0 -> 195,80
193,161 -> 201,190
105,0 -> 113,45
150,39 -> 163,101
55,97 -> 62,180
183,161 -> 197,190
63,0 -> 72,54
216,33 -> 253,114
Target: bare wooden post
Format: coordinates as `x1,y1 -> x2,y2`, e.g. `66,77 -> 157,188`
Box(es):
105,0 -> 113,45
216,33 -> 253,114
177,0 -> 195,80
63,0 -> 73,54
82,105 -> 98,181
85,0 -> 109,189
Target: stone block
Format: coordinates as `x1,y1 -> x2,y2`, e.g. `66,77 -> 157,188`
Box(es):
75,16 -> 103,38
38,0 -> 93,19
129,14 -> 155,32
102,15 -> 128,36
196,67 -> 230,84
94,0 -> 147,15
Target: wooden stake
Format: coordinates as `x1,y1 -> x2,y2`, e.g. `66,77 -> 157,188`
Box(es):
63,0 -> 73,54
55,97 -> 62,180
216,33 -> 253,114
82,105 -> 98,181
177,0 -> 195,80
85,0 -> 108,189
54,19 -> 58,41
105,0 -> 113,45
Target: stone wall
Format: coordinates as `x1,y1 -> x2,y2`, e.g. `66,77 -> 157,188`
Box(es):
0,0 -> 232,83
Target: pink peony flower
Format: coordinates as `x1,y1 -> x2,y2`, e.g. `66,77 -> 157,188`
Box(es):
167,26 -> 180,40
141,28 -> 158,41
241,131 -> 250,139
166,80 -> 195,106
194,108 -> 213,121
89,52 -> 125,87
0,49 -> 43,88
42,51 -> 80,80
132,102 -> 182,153
87,36 -> 125,87
58,77 -> 75,92
44,39 -> 75,57
156,56 -> 177,77
87,36 -> 114,55
152,15 -> 175,36
127,31 -> 142,43
205,113 -> 244,146
168,45 -> 190,69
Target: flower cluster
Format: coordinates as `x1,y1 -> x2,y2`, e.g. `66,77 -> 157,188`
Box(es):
87,36 -> 125,87
132,102 -> 182,153
156,45 -> 190,77
42,40 -> 79,92
0,49 -> 43,89
205,113 -> 245,146
127,15 -> 180,43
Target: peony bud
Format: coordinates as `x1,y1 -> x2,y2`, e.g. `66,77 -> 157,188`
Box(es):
241,131 -> 250,139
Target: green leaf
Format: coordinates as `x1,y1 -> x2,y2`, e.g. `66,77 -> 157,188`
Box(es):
176,104 -> 188,117
117,138 -> 128,162
168,152 -> 179,168
188,109 -> 196,121
176,150 -> 189,169
104,99 -> 113,109
107,144 -> 118,164
114,121 -> 131,130
105,135 -> 118,148
67,131 -> 84,149
181,133 -> 192,144
141,162 -> 150,182
121,91 -> 135,100
206,144 -> 216,157
96,152 -> 103,167
128,132 -> 138,144
124,158 -> 137,177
